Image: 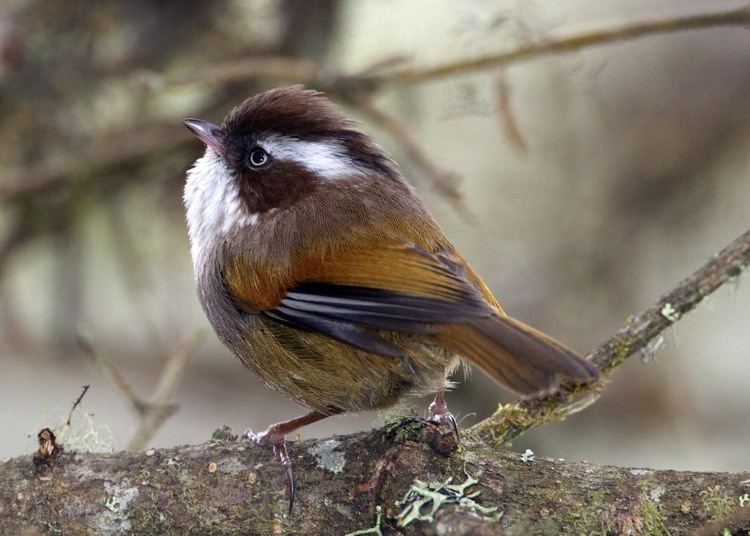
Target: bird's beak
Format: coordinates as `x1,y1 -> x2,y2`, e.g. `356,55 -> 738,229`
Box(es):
183,118 -> 226,155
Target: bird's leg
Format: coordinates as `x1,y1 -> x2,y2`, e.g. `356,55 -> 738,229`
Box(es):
426,391 -> 460,442
244,410 -> 329,514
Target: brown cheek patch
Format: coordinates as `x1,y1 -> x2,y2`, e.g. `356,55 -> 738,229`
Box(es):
236,161 -> 319,214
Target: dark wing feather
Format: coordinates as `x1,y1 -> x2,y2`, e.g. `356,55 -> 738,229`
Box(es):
263,304 -> 406,357
261,281 -> 493,355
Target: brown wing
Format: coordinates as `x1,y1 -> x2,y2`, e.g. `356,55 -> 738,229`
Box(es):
224,239 -> 599,395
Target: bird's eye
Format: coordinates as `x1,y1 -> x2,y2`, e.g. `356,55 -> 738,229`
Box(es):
248,147 -> 269,168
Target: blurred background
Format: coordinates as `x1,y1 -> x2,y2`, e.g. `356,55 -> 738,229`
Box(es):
1,0 -> 748,472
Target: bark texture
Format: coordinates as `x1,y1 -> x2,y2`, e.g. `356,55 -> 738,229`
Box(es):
2,421 -> 749,535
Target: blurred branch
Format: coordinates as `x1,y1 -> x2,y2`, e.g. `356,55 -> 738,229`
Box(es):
0,123 -> 188,202
0,208 -> 29,278
494,69 -> 527,152
126,332 -> 204,451
78,330 -> 204,451
3,5 -> 746,214
345,92 -> 469,215
156,4 -> 750,91
471,228 -> 750,444
373,4 -> 750,85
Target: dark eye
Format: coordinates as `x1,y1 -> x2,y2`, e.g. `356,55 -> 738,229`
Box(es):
248,147 -> 269,168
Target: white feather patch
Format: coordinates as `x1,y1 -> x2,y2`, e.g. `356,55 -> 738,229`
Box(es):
183,149 -> 257,272
260,135 -> 359,179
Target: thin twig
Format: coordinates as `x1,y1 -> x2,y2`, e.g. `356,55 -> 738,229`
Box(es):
494,70 -> 527,152
77,329 -> 149,416
65,385 -> 90,426
373,5 -> 750,86
470,228 -> 750,444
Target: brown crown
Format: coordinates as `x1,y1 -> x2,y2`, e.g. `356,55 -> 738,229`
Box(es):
222,86 -> 399,180
223,86 -> 351,140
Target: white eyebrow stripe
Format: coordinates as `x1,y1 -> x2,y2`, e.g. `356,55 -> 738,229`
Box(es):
259,135 -> 359,179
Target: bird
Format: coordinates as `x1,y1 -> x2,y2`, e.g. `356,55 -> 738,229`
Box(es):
182,86 -> 599,513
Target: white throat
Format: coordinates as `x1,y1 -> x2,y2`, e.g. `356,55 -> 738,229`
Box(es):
183,138 -> 363,274
183,149 -> 256,273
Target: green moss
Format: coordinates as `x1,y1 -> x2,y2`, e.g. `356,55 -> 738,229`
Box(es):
210,425 -> 237,442
129,493 -> 176,535
382,417 -> 427,443
471,403 -> 532,446
641,502 -> 670,536
611,337 -> 632,368
570,490 -> 615,535
700,485 -> 734,520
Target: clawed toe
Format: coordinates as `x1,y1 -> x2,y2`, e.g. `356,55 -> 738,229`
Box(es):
426,391 -> 461,443
245,426 -> 295,514
241,411 -> 330,515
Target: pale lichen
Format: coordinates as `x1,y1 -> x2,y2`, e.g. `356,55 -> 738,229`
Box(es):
308,438 -> 346,474
344,505 -> 383,536
93,481 -> 140,535
660,303 -> 680,322
649,485 -> 665,503
395,473 -> 501,528
216,456 -> 245,474
641,335 -> 665,364
630,468 -> 653,477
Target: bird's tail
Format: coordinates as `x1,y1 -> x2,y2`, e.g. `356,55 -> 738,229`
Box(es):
436,315 -> 599,396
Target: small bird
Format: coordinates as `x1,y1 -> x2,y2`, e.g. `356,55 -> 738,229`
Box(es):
183,86 -> 599,512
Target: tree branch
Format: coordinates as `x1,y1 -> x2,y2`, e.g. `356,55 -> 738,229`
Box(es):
372,5 -> 750,86
471,228 -> 750,444
2,422 -> 750,534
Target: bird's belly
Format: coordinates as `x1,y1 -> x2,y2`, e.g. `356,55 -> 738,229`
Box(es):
225,315 -> 455,413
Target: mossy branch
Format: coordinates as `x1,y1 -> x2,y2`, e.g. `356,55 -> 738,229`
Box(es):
3,422 -> 750,535
471,228 -> 750,444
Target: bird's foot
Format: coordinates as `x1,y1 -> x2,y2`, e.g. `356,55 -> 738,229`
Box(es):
426,392 -> 460,443
244,425 -> 295,515
241,411 -> 329,515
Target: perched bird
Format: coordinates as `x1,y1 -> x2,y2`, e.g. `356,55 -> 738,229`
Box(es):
183,86 -> 599,512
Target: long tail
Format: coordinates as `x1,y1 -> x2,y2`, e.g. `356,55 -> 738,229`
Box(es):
436,315 -> 599,396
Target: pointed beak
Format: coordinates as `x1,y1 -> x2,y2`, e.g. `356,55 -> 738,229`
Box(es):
183,118 -> 226,155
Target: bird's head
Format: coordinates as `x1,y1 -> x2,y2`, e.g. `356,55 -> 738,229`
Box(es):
182,86 -> 399,268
